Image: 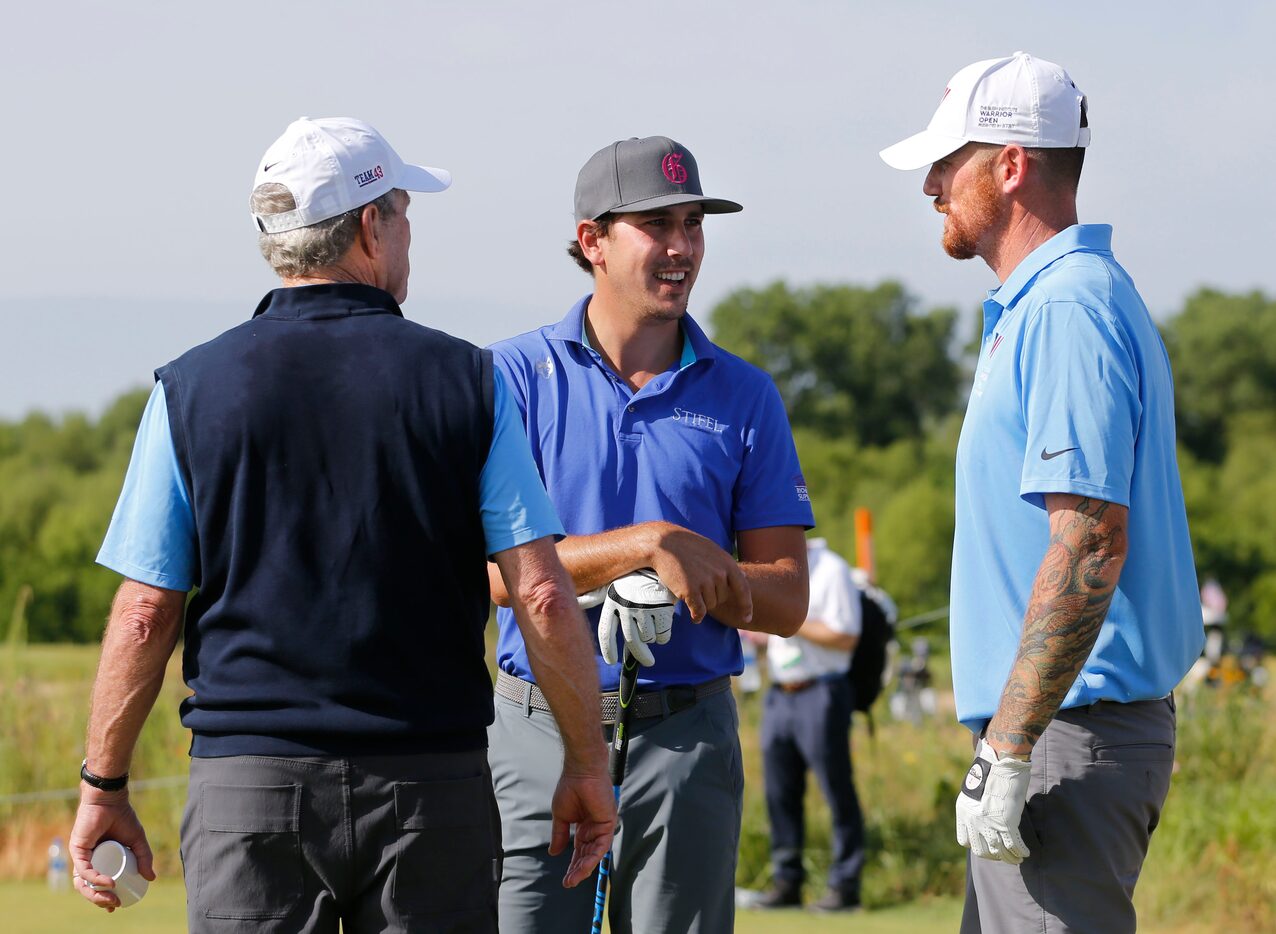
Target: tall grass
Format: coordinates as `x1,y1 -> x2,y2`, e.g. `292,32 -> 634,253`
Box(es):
734,691 -> 969,908
2,643 -> 1271,929
0,645 -> 188,878
1138,688 -> 1276,931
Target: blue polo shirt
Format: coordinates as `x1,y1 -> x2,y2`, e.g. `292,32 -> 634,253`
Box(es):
951,224 -> 1203,732
98,371 -> 562,591
491,295 -> 815,690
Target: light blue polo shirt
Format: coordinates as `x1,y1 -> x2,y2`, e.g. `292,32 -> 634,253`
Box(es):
491,295 -> 815,690
98,371 -> 563,591
951,224 -> 1203,732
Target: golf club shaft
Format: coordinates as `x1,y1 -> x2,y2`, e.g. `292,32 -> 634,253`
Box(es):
590,650 -> 640,934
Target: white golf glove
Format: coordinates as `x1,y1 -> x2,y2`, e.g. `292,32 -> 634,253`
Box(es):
577,587 -> 607,610
597,569 -> 676,667
955,738 -> 1033,864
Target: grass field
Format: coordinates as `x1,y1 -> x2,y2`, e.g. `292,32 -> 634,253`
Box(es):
0,881 -> 966,932
3,642 -> 1273,931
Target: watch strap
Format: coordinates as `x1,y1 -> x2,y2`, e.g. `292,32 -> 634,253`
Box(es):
80,759 -> 129,792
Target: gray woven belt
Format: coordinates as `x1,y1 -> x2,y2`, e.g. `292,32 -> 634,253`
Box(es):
495,671 -> 732,725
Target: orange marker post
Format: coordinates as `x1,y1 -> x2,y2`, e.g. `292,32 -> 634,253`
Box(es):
854,508 -> 875,582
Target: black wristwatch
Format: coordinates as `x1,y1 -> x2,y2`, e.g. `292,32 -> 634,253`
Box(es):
80,759 -> 129,792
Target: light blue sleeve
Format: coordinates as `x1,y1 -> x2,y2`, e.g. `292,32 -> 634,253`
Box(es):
1018,302 -> 1141,509
480,369 -> 564,556
96,382 -> 198,591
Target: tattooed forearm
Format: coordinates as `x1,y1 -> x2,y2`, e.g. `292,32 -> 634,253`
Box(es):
986,495 -> 1128,755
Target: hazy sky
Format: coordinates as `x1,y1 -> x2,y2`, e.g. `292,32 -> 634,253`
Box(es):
4,2 -> 1273,419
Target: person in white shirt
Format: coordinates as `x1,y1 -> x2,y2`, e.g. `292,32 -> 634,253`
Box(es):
755,538 -> 866,911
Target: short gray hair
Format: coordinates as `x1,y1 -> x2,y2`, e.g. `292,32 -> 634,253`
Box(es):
250,184 -> 399,278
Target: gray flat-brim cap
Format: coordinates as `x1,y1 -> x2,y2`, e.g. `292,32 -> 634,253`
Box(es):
574,136 -> 743,221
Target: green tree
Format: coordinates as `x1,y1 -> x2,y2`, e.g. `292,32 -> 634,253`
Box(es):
1163,288 -> 1276,463
710,281 -> 962,445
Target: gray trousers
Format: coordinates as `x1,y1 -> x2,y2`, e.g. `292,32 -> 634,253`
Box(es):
488,688 -> 744,934
180,751 -> 501,934
961,697 -> 1176,934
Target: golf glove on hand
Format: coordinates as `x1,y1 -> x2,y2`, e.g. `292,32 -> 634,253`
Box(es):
955,738 -> 1033,864
597,569 -> 676,667
577,587 -> 607,610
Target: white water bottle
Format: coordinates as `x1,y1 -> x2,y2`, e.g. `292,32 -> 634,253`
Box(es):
47,837 -> 69,891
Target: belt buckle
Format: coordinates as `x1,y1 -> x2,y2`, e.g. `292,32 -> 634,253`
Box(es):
665,685 -> 697,715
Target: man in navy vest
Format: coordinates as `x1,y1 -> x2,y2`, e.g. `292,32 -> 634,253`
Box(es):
486,137 -> 814,933
69,117 -> 615,933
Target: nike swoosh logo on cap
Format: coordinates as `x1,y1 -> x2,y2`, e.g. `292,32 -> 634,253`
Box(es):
1041,446 -> 1079,460
262,161 -> 280,173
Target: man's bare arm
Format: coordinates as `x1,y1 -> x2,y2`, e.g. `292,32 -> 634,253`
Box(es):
84,581 -> 185,775
717,526 -> 809,636
796,619 -> 858,652
985,494 -> 1128,757
489,524 -> 665,606
71,580 -> 185,909
489,520 -> 751,624
491,536 -> 615,887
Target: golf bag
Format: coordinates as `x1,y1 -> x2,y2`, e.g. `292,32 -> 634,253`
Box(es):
848,583 -> 895,715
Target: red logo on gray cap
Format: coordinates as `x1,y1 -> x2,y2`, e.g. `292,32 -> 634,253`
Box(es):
661,153 -> 688,184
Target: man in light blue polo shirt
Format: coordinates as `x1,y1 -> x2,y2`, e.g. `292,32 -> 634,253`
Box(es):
881,54 -> 1203,933
486,136 -> 814,933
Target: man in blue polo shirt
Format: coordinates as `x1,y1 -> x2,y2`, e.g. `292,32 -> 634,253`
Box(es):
486,136 -> 814,933
881,55 -> 1203,933
68,117 -> 614,932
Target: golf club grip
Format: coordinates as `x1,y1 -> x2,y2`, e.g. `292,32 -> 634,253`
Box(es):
608,652 -> 640,785
591,651 -> 640,933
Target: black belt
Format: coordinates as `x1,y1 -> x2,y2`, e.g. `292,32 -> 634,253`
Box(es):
774,678 -> 818,693
495,671 -> 732,725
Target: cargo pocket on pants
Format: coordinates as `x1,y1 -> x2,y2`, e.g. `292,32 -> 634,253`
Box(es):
393,776 -> 497,919
198,783 -> 302,920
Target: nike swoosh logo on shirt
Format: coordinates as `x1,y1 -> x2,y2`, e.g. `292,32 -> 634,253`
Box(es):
1041,446 -> 1079,460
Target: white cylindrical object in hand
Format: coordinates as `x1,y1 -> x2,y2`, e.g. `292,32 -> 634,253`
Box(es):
89,840 -> 148,907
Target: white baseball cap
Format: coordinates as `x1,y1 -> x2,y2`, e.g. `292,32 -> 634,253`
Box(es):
252,117 -> 452,233
880,52 -> 1089,171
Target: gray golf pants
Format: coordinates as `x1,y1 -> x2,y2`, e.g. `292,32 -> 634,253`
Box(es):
961,696 -> 1176,934
488,687 -> 744,934
180,751 -> 501,933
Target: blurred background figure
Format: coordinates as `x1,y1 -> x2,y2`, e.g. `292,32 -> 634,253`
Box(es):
737,630 -> 763,694
47,837 -> 68,892
1184,577 -> 1267,693
755,537 -> 865,912
1200,577 -> 1228,627
890,636 -> 936,724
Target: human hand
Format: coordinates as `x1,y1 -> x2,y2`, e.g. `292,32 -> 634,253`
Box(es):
597,569 -> 676,666
955,738 -> 1033,863
69,789 -> 155,911
548,769 -> 617,888
646,523 -> 751,624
